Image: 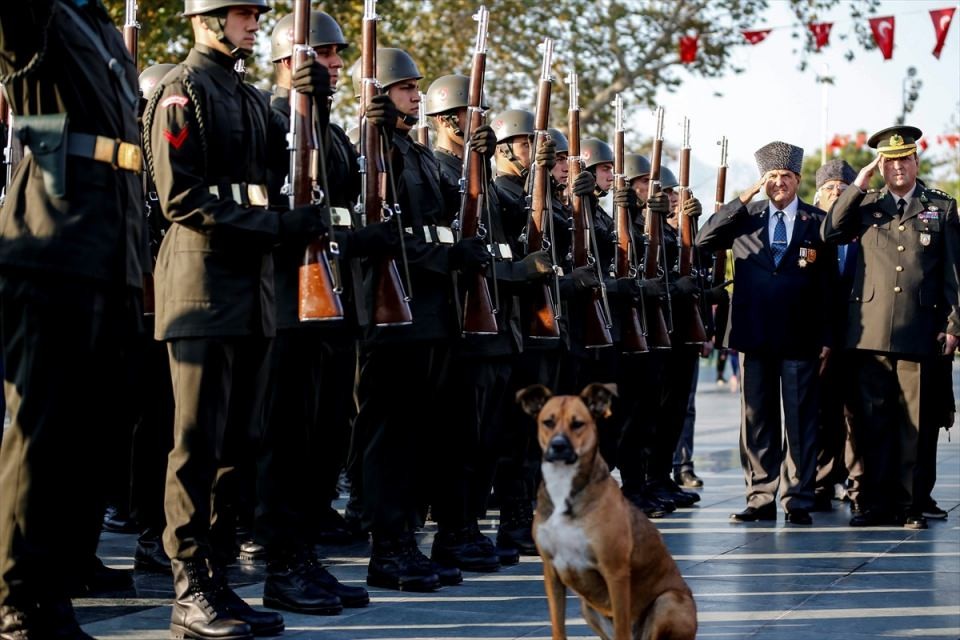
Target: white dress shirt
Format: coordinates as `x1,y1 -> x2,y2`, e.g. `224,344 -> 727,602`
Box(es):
767,196 -> 799,247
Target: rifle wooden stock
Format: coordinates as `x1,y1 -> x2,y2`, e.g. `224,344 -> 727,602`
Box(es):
673,125 -> 706,344
642,127 -> 671,349
291,0 -> 343,323
612,105 -> 647,354
457,8 -> 497,336
360,0 -> 412,326
524,41 -> 559,340
568,83 -> 611,349
124,0 -> 138,69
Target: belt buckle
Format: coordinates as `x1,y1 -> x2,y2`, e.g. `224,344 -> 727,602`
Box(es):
247,184 -> 268,207
117,141 -> 142,173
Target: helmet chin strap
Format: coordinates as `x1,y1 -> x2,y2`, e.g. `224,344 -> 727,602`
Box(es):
498,139 -> 529,179
441,114 -> 463,139
587,167 -> 608,198
400,113 -> 418,127
202,15 -> 253,59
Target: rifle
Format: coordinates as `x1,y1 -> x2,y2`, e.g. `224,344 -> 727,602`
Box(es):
711,136 -> 729,287
358,0 -> 413,326
456,6 -> 497,335
416,91 -> 429,148
523,38 -> 560,340
612,93 -> 648,354
641,106 -> 671,349
567,72 -> 611,349
290,0 -> 344,322
124,0 -> 139,70
673,117 -> 707,344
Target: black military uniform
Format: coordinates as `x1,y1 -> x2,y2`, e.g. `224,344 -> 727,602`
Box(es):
0,1 -> 145,636
143,1 -> 331,636
252,8 -> 373,615
822,125 -> 960,529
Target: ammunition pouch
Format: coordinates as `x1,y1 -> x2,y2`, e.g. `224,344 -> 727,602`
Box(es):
15,113 -> 69,200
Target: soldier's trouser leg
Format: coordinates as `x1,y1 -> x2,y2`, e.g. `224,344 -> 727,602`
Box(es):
914,356 -> 952,508
163,337 -> 271,561
616,354 -> 659,493
130,320 -> 174,534
357,343 -> 446,535
739,353 -> 784,508
256,330 -> 320,551
673,364 -> 700,475
313,341 -> 358,509
855,353 -> 920,514
576,349 -> 621,471
651,347 -> 699,482
815,352 -> 849,497
0,276 -> 130,605
778,358 -> 819,512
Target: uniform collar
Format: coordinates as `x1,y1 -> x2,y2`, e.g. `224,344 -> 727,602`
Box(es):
188,45 -> 241,93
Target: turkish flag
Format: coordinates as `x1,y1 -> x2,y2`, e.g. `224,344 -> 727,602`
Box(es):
680,35 -> 698,63
742,29 -> 772,45
869,16 -> 895,60
808,22 -> 833,50
931,7 -> 956,59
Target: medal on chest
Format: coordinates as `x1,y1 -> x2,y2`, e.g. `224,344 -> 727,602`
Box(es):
798,247 -> 816,268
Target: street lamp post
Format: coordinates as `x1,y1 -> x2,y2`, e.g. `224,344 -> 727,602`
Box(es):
898,66 -> 922,125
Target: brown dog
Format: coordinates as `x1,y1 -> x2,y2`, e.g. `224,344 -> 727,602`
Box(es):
517,383 -> 697,640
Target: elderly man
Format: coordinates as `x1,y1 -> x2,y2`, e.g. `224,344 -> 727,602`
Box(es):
698,141 -> 836,526
812,159 -> 861,512
822,126 -> 959,530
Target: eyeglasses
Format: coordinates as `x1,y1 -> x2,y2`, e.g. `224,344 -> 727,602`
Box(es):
819,183 -> 847,193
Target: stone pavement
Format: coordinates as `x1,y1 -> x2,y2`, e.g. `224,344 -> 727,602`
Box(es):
82,360 -> 960,639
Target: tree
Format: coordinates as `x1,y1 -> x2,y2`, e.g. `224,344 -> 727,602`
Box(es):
107,0 -> 880,138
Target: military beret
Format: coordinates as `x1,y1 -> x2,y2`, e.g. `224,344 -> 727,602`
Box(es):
754,141 -> 803,175
868,125 -> 923,159
815,159 -> 856,189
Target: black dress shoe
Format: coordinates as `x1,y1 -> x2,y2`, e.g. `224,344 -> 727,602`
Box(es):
134,534 -> 171,574
70,556 -> 133,595
304,558 -> 369,608
730,505 -> 776,523
785,509 -> 813,525
898,512 -> 928,530
314,507 -> 357,546
263,555 -> 341,617
367,534 -> 441,592
920,502 -> 948,520
811,493 -> 833,512
625,492 -> 670,519
674,469 -> 704,489
496,510 -> 538,556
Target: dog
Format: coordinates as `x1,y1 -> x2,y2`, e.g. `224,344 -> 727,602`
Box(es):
517,383 -> 697,640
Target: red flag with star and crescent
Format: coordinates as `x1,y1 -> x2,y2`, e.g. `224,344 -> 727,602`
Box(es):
742,29 -> 771,45
808,22 -> 833,50
869,16 -> 895,60
931,7 -> 956,59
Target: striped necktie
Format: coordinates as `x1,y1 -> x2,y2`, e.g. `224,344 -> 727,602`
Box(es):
772,211 -> 787,265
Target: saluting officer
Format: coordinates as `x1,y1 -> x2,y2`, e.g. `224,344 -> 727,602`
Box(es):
822,126 -> 959,530
143,0 -> 333,637
0,1 -> 146,636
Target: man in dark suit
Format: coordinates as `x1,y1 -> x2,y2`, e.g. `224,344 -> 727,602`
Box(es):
822,125 -> 959,530
698,141 -> 835,526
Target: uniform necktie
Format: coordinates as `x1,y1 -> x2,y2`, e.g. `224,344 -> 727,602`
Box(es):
897,198 -> 906,217
838,243 -> 847,274
772,211 -> 787,265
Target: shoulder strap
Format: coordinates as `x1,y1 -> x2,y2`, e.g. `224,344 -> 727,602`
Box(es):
56,0 -> 138,109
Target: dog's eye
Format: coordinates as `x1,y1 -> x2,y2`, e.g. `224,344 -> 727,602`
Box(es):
542,418 -> 556,429
570,419 -> 585,431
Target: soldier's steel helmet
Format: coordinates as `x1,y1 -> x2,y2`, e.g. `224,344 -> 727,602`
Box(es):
270,11 -> 347,62
547,128 -> 569,155
580,138 -> 614,169
139,63 -> 177,101
424,75 -> 491,116
490,110 -> 535,142
351,48 -> 422,97
624,154 -> 651,182
183,0 -> 270,16
660,166 -> 679,190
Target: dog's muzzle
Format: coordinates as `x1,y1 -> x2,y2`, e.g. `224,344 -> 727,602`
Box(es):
544,435 -> 578,464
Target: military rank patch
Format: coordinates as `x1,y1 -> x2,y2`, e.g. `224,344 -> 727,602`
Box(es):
163,125 -> 189,150
161,95 -> 190,109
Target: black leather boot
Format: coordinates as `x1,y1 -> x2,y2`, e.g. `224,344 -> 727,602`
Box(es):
496,501 -> 538,557
38,600 -> 96,640
263,550 -> 342,616
210,565 -> 285,635
169,558 -> 252,640
134,530 -> 172,574
302,555 -> 369,608
431,527 -> 500,572
367,533 -> 441,592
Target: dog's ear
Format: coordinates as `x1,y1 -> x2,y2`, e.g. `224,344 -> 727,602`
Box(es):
516,385 -> 553,417
579,383 -> 618,419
